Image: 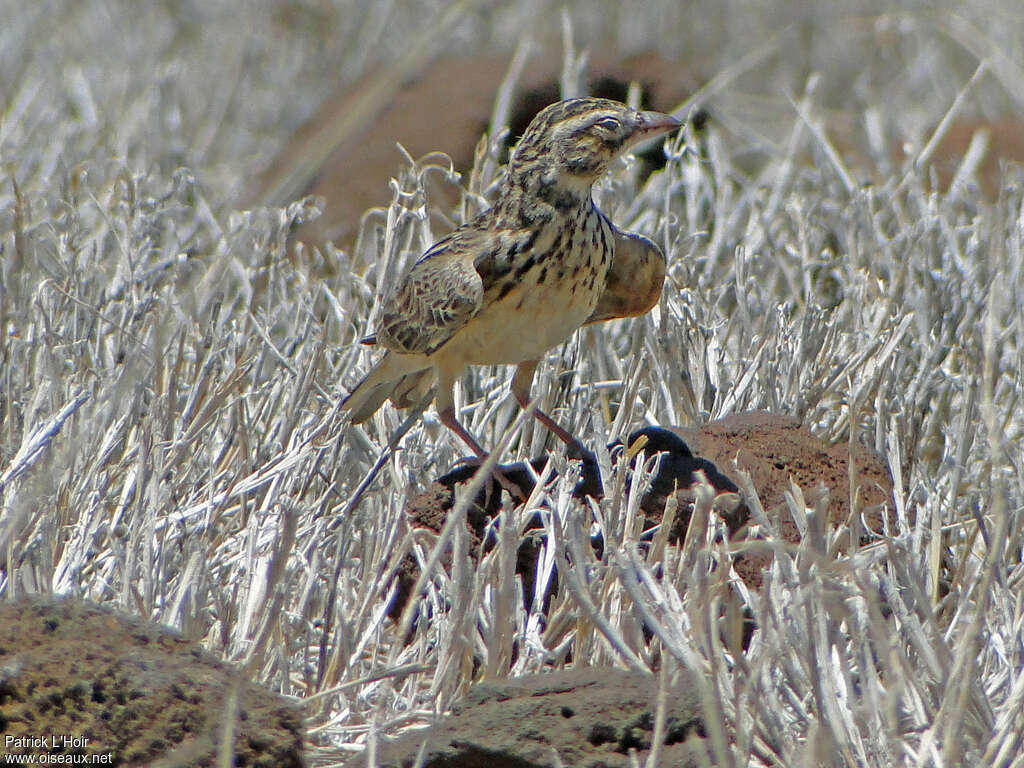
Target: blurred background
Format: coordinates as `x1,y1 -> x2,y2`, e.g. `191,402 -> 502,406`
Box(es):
5,0 -> 1021,245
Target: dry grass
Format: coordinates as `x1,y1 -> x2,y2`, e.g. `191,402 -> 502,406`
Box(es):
1,1 -> 1023,766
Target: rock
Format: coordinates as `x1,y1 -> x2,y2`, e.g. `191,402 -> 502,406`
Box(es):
673,411 -> 896,587
0,597 -> 304,767
897,116 -> 1024,200
258,46 -> 1023,254
343,667 -> 709,768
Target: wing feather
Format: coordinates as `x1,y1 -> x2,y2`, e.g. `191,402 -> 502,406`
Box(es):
375,232 -> 483,355
373,226 -> 540,355
585,230 -> 665,325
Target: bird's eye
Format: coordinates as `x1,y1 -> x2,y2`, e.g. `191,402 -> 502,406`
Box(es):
594,117 -> 621,132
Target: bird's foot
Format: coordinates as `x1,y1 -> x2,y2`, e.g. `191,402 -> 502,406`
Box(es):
452,456 -> 530,504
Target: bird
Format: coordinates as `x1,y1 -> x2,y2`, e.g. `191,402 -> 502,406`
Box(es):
341,97 -> 679,464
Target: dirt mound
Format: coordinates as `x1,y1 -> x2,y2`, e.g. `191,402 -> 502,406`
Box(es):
674,411 -> 895,587
344,667 -> 708,768
0,597 -> 303,766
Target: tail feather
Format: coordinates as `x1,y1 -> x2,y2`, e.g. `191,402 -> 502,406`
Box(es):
341,352 -> 431,423
343,380 -> 398,423
390,369 -> 435,409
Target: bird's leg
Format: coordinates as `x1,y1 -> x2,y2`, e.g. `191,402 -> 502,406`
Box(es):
512,361 -> 601,497
434,367 -> 492,460
511,361 -> 589,459
437,405 -> 489,460
437,404 -> 528,503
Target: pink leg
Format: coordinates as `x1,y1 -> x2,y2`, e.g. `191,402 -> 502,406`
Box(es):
438,406 -> 489,460
437,404 -> 527,502
511,361 -> 587,458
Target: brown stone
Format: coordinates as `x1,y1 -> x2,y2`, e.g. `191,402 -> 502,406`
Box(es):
673,411 -> 896,587
898,116 -> 1024,201
363,414 -> 896,767
256,48 -> 1024,260
0,598 -> 304,767
343,667 -> 709,768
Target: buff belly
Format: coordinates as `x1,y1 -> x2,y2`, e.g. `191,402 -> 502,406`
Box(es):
445,262 -> 606,366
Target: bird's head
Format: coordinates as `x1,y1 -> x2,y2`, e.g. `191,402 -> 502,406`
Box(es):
509,98 -> 680,192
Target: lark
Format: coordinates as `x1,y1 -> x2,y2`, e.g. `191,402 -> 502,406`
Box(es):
342,97 -> 679,461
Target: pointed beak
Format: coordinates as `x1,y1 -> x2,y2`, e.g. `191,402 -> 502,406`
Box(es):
637,110 -> 682,135
626,110 -> 681,149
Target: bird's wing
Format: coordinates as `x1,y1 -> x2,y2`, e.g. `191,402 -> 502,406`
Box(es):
585,230 -> 665,325
375,227 -> 531,356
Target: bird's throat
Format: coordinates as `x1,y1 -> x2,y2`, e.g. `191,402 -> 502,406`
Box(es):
495,165 -> 594,225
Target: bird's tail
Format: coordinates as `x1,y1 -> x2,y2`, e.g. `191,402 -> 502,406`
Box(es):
341,352 -> 432,423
